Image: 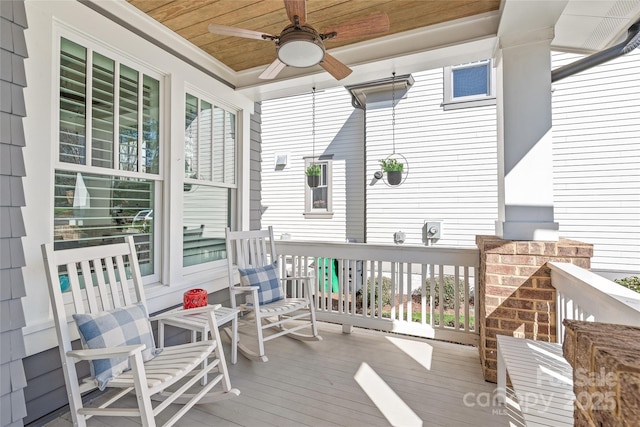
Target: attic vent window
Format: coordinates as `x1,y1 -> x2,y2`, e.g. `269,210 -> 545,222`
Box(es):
443,59 -> 496,110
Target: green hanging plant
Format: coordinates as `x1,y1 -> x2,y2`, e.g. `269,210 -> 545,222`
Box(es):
379,158 -> 404,173
305,164 -> 322,176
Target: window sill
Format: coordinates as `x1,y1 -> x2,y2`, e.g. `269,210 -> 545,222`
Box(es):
303,212 -> 334,219
442,97 -> 496,111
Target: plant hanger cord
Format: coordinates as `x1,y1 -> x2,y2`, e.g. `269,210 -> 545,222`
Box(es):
312,87 -> 316,162
392,72 -> 396,155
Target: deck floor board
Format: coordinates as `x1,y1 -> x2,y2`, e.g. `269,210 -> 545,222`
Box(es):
45,322 -> 515,427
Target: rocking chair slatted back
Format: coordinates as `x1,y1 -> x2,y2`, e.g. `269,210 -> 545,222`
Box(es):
228,228 -> 276,270
44,238 -> 146,318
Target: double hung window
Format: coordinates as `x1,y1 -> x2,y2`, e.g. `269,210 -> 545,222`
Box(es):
183,93 -> 237,266
304,157 -> 333,218
55,37 -> 161,276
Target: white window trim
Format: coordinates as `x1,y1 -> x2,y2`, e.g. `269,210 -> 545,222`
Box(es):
54,31 -> 165,285
182,88 -> 239,271
303,156 -> 334,219
442,59 -> 496,110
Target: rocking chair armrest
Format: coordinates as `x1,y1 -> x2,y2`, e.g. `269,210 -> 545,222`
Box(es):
149,304 -> 222,322
231,285 -> 259,294
67,344 -> 145,360
280,275 -> 313,282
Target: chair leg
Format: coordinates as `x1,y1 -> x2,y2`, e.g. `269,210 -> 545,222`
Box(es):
231,314 -> 238,364
255,310 -> 266,360
130,353 -> 156,427
158,321 -> 165,347
309,304 -> 320,338
209,314 -> 232,392
305,277 -> 321,338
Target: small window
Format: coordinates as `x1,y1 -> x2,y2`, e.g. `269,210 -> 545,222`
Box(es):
443,59 -> 496,110
304,157 -> 333,219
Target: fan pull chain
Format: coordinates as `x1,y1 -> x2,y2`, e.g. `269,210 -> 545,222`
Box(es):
392,72 -> 396,155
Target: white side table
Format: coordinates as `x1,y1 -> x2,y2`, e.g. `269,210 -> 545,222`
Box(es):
157,305 -> 239,365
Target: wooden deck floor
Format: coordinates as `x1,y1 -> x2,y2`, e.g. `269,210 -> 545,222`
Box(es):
45,322 -> 516,427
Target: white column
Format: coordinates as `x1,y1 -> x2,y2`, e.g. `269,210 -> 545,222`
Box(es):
495,31 -> 559,241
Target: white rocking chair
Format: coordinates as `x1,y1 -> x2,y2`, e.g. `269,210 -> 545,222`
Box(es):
225,226 -> 322,362
42,236 -> 239,427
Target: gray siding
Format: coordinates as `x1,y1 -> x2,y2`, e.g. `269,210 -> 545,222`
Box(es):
0,1 -> 28,426
250,102 -> 262,231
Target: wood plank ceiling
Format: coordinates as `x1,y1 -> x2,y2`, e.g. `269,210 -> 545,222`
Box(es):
127,0 -> 501,72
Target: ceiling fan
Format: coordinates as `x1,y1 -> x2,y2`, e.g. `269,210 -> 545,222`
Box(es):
207,0 -> 390,80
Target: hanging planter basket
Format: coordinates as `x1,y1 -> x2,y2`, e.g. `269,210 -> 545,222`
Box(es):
387,170 -> 402,186
379,154 -> 408,187
306,163 -> 321,188
307,174 -> 320,188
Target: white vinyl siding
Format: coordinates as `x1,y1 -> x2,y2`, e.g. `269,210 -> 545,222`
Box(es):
259,51 -> 639,274
552,49 -> 640,273
260,88 -> 365,242
366,67 -> 498,247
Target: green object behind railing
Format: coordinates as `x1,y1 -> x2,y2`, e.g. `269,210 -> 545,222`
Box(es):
317,258 -> 339,292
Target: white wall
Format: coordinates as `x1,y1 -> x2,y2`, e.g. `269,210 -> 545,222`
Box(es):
21,0 -> 253,355
260,87 -> 365,242
552,49 -> 640,274
365,68 -> 498,247
260,51 -> 640,275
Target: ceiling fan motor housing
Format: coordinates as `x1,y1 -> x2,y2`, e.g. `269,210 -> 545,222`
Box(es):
276,24 -> 326,67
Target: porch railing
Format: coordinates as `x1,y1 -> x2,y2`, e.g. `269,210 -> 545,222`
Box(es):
549,261 -> 640,343
275,241 -> 480,345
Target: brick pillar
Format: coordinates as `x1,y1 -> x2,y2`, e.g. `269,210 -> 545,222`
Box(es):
476,235 -> 593,382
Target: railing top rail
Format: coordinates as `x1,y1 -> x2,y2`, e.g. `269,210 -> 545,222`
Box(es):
274,240 -> 479,266
549,261 -> 640,325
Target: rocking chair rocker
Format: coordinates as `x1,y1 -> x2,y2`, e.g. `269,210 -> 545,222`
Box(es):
42,236 -> 239,427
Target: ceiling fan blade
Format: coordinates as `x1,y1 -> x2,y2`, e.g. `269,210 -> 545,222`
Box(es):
323,12 -> 390,42
207,23 -> 273,41
259,58 -> 287,80
283,0 -> 306,25
320,53 -> 352,80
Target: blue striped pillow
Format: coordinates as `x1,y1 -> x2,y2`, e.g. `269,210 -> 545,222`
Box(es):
238,262 -> 284,305
73,302 -> 161,390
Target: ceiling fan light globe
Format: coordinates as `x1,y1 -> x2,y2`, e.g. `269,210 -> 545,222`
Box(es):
278,41 -> 324,67
276,24 -> 326,68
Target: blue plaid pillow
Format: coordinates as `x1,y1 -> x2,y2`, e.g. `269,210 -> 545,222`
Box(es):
73,302 -> 161,390
238,262 -> 284,305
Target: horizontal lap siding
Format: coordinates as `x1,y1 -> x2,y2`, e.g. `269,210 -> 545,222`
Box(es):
259,53 -> 638,274
552,50 -> 640,272
260,88 -> 364,242
366,68 -> 498,247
